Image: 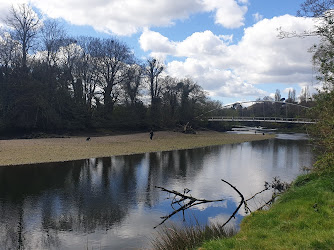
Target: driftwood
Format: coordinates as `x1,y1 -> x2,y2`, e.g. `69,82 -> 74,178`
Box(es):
154,177 -> 289,228
173,122 -> 196,134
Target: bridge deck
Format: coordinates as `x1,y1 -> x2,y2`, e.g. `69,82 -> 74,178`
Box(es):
207,116 -> 317,124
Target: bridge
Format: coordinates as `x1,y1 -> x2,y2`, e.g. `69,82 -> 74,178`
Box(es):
198,100 -> 317,124
207,116 -> 317,124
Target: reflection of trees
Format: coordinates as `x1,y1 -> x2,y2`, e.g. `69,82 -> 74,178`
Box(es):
144,147 -> 214,207
0,202 -> 25,249
0,154 -> 150,248
0,145 -> 239,248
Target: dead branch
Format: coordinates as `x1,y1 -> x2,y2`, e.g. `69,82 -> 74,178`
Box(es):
154,177 -> 290,229
245,187 -> 269,202
154,186 -> 224,228
277,27 -> 319,39
220,179 -> 247,227
256,193 -> 281,211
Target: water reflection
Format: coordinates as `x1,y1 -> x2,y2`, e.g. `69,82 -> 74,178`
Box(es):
0,134 -> 314,249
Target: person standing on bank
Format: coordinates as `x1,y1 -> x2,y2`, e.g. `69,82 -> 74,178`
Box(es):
150,129 -> 154,140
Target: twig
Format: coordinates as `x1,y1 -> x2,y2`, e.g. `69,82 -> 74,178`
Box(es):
256,194 -> 280,211
246,187 -> 269,202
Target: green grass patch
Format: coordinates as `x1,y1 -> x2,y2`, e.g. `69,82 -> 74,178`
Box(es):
200,171 -> 334,249
151,223 -> 235,250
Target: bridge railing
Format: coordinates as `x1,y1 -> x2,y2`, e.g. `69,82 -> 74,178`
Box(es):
207,116 -> 317,124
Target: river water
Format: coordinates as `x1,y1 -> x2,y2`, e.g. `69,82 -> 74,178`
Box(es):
0,133 -> 314,249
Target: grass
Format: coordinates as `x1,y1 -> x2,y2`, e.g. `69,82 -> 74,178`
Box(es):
151,223 -> 235,250
199,171 -> 334,249
0,131 -> 273,166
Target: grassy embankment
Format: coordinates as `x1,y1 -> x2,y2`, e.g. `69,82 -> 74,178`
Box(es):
0,131 -> 273,166
200,170 -> 334,249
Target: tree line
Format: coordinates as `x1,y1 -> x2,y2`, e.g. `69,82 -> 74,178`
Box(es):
290,0 -> 334,171
0,4 -> 221,135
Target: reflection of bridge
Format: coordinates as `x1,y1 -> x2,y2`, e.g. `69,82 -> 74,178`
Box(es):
207,116 -> 317,124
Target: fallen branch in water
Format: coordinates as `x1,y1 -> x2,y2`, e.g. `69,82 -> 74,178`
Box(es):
220,179 -> 248,228
154,186 -> 225,229
154,177 -> 290,228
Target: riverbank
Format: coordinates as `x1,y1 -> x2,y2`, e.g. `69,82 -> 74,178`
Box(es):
0,131 -> 274,166
200,170 -> 334,249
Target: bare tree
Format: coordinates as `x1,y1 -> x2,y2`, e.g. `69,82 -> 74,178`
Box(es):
298,0 -> 334,17
146,58 -> 164,103
5,4 -> 41,67
98,38 -> 135,115
57,41 -> 84,103
0,31 -> 21,69
122,64 -> 143,106
146,58 -> 164,123
40,19 -> 66,67
76,36 -> 102,109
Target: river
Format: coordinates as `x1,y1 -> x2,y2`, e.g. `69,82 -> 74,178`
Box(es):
0,133 -> 314,249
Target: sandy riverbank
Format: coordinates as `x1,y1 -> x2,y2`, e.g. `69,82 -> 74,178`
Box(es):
0,131 -> 274,166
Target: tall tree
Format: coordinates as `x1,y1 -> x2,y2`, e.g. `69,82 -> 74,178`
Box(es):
274,89 -> 281,102
98,38 -> 134,116
178,78 -> 197,123
122,64 -> 143,106
0,31 -> 21,70
5,4 -> 41,68
145,58 -> 164,124
300,86 -> 311,102
40,19 -> 66,68
287,89 -> 296,103
58,41 -> 83,103
75,36 -> 102,110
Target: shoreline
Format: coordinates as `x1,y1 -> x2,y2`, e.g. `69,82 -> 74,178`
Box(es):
0,131 -> 274,166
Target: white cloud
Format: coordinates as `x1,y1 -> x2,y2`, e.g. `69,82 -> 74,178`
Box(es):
139,28 -> 175,53
26,0 -> 203,36
140,30 -> 229,59
219,34 -> 234,44
203,0 -> 248,28
175,30 -> 229,58
253,12 -> 263,22
283,87 -> 294,94
139,15 -> 319,100
17,0 -> 248,36
231,15 -> 317,83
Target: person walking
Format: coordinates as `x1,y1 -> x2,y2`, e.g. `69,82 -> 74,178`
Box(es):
150,129 -> 154,140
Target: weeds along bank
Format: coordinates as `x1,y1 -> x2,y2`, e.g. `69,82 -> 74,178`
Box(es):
199,170 -> 334,249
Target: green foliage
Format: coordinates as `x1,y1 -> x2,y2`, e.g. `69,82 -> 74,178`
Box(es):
309,84 -> 334,172
304,8 -> 334,172
200,171 -> 334,249
312,12 -> 334,89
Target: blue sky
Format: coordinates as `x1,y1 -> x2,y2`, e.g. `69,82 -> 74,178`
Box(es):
0,0 -> 319,104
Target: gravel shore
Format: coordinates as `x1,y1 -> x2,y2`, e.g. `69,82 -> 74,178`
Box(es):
0,131 -> 274,166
